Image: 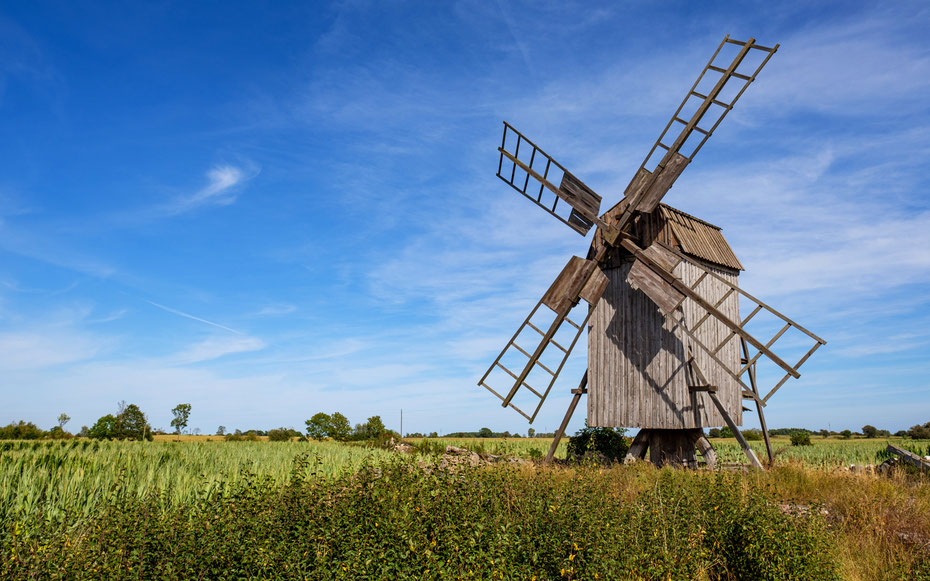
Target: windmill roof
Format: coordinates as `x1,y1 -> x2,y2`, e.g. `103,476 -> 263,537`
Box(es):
658,204 -> 744,271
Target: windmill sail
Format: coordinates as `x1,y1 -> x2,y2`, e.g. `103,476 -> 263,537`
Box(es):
478,256 -> 608,422
497,122 -> 602,235
613,36 -> 779,230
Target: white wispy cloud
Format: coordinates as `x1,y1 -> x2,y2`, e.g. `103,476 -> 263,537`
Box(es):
161,164 -> 258,216
251,303 -> 297,317
173,336 -> 266,364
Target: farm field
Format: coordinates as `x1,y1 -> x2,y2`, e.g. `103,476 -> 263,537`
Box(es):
2,437 -> 929,579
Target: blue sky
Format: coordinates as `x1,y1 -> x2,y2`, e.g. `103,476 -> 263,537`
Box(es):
1,1 -> 928,436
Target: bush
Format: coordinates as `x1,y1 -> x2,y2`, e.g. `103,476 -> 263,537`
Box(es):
0,460 -> 840,580
790,430 -> 812,446
840,430 -> 852,439
567,425 -> 629,463
743,429 -> 764,441
720,426 -> 734,438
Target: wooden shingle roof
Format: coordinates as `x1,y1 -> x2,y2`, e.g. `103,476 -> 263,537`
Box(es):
658,204 -> 744,271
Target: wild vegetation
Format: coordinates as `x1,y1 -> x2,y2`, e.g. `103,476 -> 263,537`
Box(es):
1,436 -> 928,579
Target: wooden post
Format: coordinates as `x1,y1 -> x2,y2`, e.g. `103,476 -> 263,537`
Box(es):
625,429 -> 650,463
742,338 -> 773,464
545,371 -> 587,462
696,435 -> 717,469
707,390 -> 763,469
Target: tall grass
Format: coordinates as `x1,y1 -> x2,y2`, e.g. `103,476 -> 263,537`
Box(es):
712,437 -> 930,468
0,439 -> 394,524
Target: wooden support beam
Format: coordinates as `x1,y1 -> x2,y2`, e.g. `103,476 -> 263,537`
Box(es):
689,352 -> 763,469
742,338 -> 773,464
545,371 -> 587,463
886,444 -> 930,472
625,429 -> 650,463
708,391 -> 763,469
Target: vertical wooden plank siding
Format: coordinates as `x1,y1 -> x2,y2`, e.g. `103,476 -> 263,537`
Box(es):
587,258 -> 742,428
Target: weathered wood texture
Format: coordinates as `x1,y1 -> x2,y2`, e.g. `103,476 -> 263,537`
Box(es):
587,256 -> 742,429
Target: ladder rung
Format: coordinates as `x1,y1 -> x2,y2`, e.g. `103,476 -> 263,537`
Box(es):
548,337 -> 568,354
672,116 -> 709,135
691,91 -> 733,110
510,343 -> 556,376
707,65 -> 752,82
725,38 -> 776,53
494,362 -> 518,381
564,317 -> 581,330
510,342 -> 532,360
519,379 -> 543,399
656,142 -> 670,151
526,321 -> 544,336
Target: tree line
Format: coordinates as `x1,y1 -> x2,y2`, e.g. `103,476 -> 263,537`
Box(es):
3,407 -> 929,443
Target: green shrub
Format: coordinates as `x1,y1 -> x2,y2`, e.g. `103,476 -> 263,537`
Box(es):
791,430 -> 813,446
743,428 -> 764,441
566,425 -> 629,463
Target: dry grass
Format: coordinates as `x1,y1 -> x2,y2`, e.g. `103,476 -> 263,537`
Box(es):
751,464 -> 930,580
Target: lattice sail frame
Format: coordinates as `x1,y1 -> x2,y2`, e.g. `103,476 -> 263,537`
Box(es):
496,122 -> 603,235
657,243 -> 827,407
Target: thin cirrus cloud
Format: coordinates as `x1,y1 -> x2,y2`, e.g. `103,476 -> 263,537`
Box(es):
160,164 -> 258,216
173,335 -> 266,364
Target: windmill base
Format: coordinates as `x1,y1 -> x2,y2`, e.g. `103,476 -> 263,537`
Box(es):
625,429 -> 716,469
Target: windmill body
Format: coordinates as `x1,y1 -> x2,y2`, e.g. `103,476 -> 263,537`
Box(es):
476,36 -> 826,468
588,204 -> 743,431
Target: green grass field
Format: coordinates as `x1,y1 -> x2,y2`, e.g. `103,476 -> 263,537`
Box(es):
2,436 -> 929,579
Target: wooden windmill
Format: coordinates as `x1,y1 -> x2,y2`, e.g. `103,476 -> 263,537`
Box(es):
477,36 -> 826,468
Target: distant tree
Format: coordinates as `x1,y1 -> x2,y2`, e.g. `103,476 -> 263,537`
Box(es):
216,426 -> 226,436
840,429 -> 852,439
707,428 -> 721,438
306,412 -> 332,440
477,427 -> 494,438
894,430 -> 908,437
861,425 -> 878,438
0,421 -> 45,440
267,428 -> 292,441
527,427 -> 535,438
878,429 -> 891,437
57,413 -> 71,430
428,431 -> 438,438
170,403 -> 192,439
907,422 -> 930,440
365,416 -> 386,439
78,426 -> 89,438
819,429 -> 830,438
329,412 -> 351,441
720,427 -> 733,438
119,404 -> 152,441
88,415 -> 119,440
